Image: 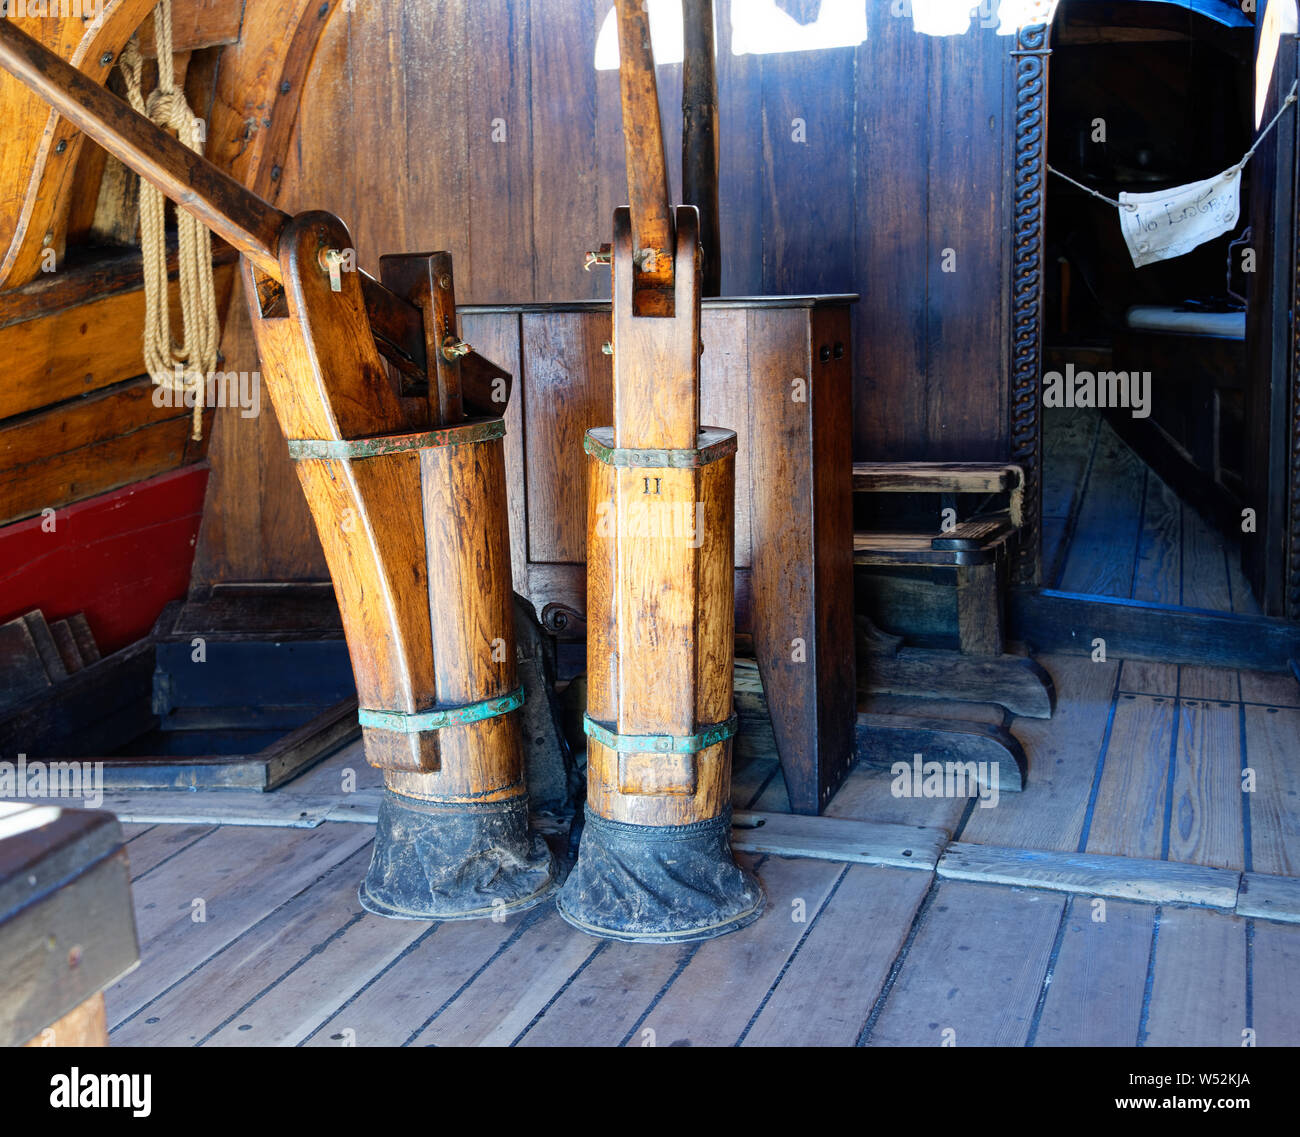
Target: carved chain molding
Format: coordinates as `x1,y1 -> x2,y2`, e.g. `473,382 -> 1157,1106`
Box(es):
1009,23 -> 1050,588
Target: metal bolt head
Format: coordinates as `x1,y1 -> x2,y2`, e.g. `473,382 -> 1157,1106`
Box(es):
438,273 -> 452,290
54,139 -> 67,155
440,336 -> 472,362
601,342 -> 614,356
100,51 -> 114,66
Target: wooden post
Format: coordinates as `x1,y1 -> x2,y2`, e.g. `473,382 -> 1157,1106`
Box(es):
556,3 -> 761,942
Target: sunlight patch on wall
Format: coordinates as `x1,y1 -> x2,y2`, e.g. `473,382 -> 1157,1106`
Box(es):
592,0 -> 1060,70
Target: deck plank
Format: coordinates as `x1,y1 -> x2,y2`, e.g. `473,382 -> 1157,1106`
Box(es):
1143,906 -> 1247,1046
1085,694 -> 1175,860
1132,472 -> 1180,605
302,910 -> 532,1047
1251,918 -> 1300,1046
112,843 -> 378,1045
1228,546 -> 1260,615
515,938 -> 694,1047
1244,705 -> 1300,876
1168,700 -> 1244,870
1181,503 -> 1233,612
1041,407 -> 1099,520
406,907 -> 602,1046
105,822 -> 373,1026
1057,422 -> 1146,599
1033,896 -> 1153,1047
960,654 -> 1115,852
1236,873 -> 1300,923
866,880 -> 1065,1046
203,889 -> 434,1044
123,824 -> 217,881
1238,669 -> 1300,707
631,854 -> 845,1047
741,864 -> 930,1046
1177,665 -> 1239,703
279,738 -> 380,797
1118,659 -> 1178,696
938,844 -> 1239,908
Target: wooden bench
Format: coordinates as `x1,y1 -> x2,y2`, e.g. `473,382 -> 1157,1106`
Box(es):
0,804 -> 138,1046
853,463 -> 1024,656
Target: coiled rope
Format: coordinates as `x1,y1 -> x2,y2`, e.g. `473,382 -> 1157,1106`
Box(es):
118,0 -> 218,441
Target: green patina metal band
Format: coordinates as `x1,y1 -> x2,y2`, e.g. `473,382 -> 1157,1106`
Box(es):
288,416 -> 505,461
359,685 -> 525,734
582,712 -> 738,754
583,428 -> 737,469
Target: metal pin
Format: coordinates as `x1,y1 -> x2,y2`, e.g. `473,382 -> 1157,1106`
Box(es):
320,248 -> 345,292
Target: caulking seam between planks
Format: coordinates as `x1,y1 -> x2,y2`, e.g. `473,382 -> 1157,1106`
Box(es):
1023,893 -> 1077,1047
734,863 -> 852,1046
129,825 -> 219,883
398,908 -> 546,1047
112,834 -> 377,1035
1245,918 -> 1255,1036
508,940 -> 608,1047
196,910 -> 372,1047
296,921 -> 442,1046
1117,690 -> 1294,711
854,878 -> 941,1047
1159,669 -> 1183,862
1134,906 -> 1162,1047
1076,663 -> 1124,853
616,941 -> 704,1048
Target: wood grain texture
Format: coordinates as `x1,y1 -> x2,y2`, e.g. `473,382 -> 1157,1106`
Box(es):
1085,693 -> 1175,860
105,821 -> 373,1028
0,257 -> 236,421
1143,906 -> 1247,1046
960,653 -> 1116,853
1244,704 -> 1300,876
1252,919 -> 1300,1046
0,377 -> 205,525
0,2 -> 160,288
1033,895 -> 1154,1047
938,844 -> 1239,909
741,864 -> 930,1047
1168,699 -> 1244,869
866,880 -> 1064,1047
192,0 -> 1028,586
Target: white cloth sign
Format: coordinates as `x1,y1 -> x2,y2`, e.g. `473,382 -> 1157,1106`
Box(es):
1119,167 -> 1241,269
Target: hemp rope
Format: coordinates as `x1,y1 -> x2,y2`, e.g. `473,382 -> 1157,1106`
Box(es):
1047,80 -> 1300,212
118,0 -> 219,441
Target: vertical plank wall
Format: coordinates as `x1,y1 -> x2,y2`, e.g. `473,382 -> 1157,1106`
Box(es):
192,1 -> 1016,583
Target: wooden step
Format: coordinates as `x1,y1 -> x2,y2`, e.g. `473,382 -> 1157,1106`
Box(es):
852,461 -> 1024,526
851,461 -> 1022,496
853,516 -> 1014,568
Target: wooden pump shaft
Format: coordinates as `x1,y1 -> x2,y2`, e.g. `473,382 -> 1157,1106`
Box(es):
681,0 -> 721,297
557,4 -> 761,942
614,0 -> 677,312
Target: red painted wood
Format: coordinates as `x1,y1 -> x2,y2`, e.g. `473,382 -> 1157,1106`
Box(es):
0,465 -> 208,654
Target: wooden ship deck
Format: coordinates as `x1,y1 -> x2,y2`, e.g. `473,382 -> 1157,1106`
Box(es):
97,651 -> 1300,1048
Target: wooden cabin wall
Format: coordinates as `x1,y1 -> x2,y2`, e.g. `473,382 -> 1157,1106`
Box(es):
193,1 -> 1017,586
